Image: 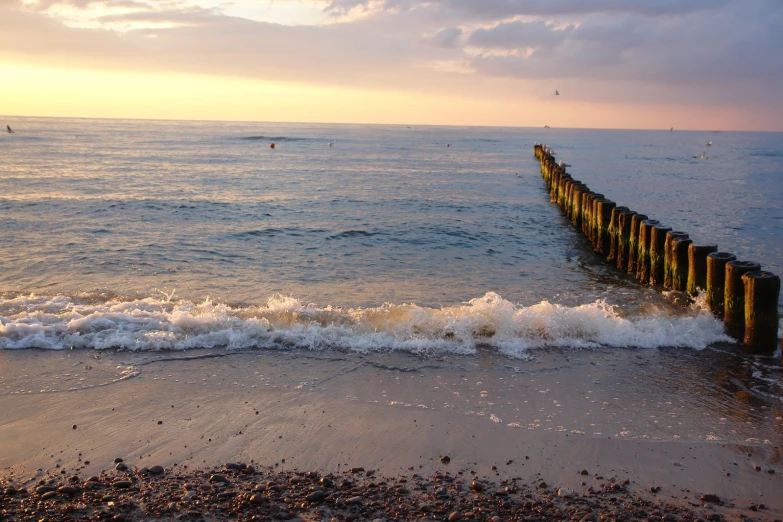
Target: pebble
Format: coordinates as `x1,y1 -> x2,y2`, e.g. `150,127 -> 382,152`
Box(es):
701,494 -> 721,504
115,462 -> 128,471
36,485 -> 57,495
57,485 -> 81,495
210,474 -> 228,483
558,488 -> 575,498
471,480 -> 485,492
306,490 -> 326,502
41,491 -> 58,500
440,456 -> 451,464
448,511 -> 463,521
112,480 -> 132,489
149,465 -> 165,475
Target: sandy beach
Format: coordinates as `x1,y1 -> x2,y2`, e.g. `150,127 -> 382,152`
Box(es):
2,347 -> 781,521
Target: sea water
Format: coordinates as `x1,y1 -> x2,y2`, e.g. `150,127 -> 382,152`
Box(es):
1,116 -> 781,445
1,117 -> 781,354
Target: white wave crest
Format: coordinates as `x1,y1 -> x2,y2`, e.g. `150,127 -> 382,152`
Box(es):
0,292 -> 732,356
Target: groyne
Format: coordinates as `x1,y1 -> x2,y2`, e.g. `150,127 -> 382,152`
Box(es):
533,144 -> 781,356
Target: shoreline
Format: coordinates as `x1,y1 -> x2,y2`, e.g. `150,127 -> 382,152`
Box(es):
1,347 -> 782,520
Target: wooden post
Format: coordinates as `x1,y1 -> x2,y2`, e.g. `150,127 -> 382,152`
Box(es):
571,184 -> 585,228
626,213 -> 648,275
686,244 -> 718,296
742,271 -> 780,353
607,206 -> 629,264
636,219 -> 660,283
663,231 -> 689,289
615,209 -> 637,271
705,252 -> 736,318
670,237 -> 693,292
724,260 -> 762,340
649,224 -> 672,286
595,199 -> 616,256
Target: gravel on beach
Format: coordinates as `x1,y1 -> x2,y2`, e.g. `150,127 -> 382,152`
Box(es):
1,461 -> 779,522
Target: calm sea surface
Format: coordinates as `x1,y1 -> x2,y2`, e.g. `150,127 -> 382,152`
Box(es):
1,116 -> 782,447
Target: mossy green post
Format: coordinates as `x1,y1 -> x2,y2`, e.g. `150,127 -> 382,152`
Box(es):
686,244 -> 718,296
705,252 -> 736,318
724,260 -> 762,340
571,185 -> 584,228
670,237 -> 693,291
649,224 -> 672,286
663,231 -> 688,289
595,199 -> 616,256
616,209 -> 637,271
636,219 -> 660,283
606,206 -> 629,264
626,213 -> 648,275
741,271 -> 781,354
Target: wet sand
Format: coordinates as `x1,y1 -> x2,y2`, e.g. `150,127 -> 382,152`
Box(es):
1,347 -> 782,521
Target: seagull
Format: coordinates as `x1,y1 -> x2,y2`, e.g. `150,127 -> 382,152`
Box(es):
515,172 -> 521,178
705,141 -> 712,147
329,141 -> 335,150
554,90 -> 560,96
544,125 -> 550,129
670,127 -> 674,132
558,160 -> 571,168
6,124 -> 13,133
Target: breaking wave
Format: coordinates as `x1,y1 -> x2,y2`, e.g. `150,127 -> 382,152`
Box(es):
0,292 -> 733,357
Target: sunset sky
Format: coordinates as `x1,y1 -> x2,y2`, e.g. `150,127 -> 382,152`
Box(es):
1,0 -> 781,130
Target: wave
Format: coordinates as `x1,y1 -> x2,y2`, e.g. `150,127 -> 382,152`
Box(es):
0,292 -> 733,357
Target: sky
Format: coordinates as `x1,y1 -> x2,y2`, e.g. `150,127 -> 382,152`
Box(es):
1,0 -> 782,130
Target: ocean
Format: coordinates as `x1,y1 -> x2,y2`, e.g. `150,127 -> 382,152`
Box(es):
1,116 -> 782,453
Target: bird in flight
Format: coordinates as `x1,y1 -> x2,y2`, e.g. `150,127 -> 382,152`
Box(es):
705,141 -> 712,147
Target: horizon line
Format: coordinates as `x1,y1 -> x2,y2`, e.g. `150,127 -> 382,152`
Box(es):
1,113 -> 776,134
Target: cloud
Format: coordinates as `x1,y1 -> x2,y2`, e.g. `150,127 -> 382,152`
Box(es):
467,20 -> 574,51
324,0 -> 732,21
422,26 -> 462,49
1,0 -> 782,121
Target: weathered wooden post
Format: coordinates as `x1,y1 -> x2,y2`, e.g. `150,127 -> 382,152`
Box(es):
742,271 -> 780,353
606,206 -> 629,264
636,219 -> 660,283
670,237 -> 693,291
663,231 -> 689,289
626,213 -> 648,275
595,199 -> 616,256
571,184 -> 585,228
571,183 -> 590,230
724,260 -> 762,340
615,209 -> 637,271
705,252 -> 736,318
649,224 -> 672,285
686,244 -> 718,296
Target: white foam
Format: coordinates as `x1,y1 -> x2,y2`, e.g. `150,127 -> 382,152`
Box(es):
0,291 -> 733,356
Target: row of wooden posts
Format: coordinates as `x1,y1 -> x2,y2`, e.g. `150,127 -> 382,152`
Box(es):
533,144 -> 781,355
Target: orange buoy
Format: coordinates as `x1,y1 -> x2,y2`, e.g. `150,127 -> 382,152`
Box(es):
270,143 -> 275,149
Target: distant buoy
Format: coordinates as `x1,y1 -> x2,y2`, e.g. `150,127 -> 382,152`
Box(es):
270,143 -> 275,149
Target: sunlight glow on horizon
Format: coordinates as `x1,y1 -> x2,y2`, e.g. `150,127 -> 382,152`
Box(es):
0,62 -> 770,132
